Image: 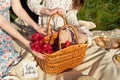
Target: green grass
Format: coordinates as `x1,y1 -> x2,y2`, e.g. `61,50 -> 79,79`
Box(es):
77,0 -> 120,30
10,0 -> 120,30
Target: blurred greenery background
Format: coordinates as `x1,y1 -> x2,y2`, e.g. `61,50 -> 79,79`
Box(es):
10,0 -> 120,30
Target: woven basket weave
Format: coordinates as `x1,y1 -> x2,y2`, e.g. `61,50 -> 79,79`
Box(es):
35,14 -> 88,74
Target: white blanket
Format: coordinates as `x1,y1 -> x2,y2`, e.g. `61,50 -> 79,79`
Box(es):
9,39 -> 120,80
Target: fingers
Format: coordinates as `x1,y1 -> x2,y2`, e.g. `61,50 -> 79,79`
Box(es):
50,9 -> 58,15
41,28 -> 47,35
37,53 -> 45,60
37,27 -> 47,35
32,50 -> 45,60
26,45 -> 45,60
56,8 -> 65,16
49,8 -> 65,16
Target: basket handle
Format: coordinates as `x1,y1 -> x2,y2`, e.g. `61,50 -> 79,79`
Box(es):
59,24 -> 80,49
47,13 -> 67,35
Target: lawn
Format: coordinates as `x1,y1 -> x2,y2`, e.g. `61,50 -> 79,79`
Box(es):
10,0 -> 120,30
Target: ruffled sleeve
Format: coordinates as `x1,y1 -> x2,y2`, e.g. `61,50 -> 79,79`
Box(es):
27,0 -> 44,15
65,10 -> 79,26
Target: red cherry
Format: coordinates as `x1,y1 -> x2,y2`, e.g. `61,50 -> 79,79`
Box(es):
64,40 -> 71,48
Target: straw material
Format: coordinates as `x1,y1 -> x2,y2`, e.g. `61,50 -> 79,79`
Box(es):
35,14 -> 88,74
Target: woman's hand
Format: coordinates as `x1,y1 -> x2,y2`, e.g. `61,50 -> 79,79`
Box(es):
41,7 -> 65,16
36,27 -> 47,35
49,8 -> 65,16
25,41 -> 45,60
31,50 -> 45,60
33,25 -> 47,35
55,8 -> 65,16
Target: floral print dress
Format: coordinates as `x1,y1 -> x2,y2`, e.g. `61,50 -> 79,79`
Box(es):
0,0 -> 21,79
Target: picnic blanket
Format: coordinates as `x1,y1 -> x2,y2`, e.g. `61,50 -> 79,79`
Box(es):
6,19 -> 120,80
8,38 -> 119,80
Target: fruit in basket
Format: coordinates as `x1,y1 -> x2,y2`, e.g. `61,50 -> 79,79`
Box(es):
30,33 -> 53,54
44,32 -> 58,45
50,32 -> 58,45
64,40 -> 71,48
44,35 -> 51,43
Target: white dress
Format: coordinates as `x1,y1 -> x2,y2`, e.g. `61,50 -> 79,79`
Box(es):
27,0 -> 79,28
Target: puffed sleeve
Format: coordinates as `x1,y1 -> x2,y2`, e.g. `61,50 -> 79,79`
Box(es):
27,0 -> 44,15
65,10 -> 79,26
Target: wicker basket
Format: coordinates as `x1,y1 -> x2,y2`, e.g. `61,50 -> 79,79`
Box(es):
35,14 -> 88,74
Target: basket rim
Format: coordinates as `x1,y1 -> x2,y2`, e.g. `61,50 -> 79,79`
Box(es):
44,43 -> 88,56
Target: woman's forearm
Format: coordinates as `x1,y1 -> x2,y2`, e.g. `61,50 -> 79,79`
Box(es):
11,0 -> 40,30
0,14 -> 45,59
0,14 -> 29,47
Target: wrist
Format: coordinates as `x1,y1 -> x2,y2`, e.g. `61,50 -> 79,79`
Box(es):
23,40 -> 30,48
